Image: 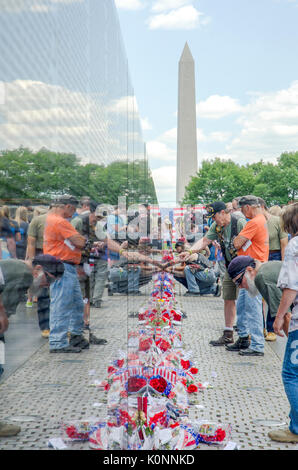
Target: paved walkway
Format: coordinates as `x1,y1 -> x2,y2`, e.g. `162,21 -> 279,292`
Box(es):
0,282 -> 296,451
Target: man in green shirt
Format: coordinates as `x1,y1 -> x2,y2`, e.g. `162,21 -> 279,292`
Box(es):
180,201 -> 246,346
227,255 -> 289,333
258,198 -> 288,341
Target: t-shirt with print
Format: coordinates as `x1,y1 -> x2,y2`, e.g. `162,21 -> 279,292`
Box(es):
43,213 -> 82,265
267,215 -> 288,251
277,236 -> 298,333
206,216 -> 247,263
237,213 -> 269,262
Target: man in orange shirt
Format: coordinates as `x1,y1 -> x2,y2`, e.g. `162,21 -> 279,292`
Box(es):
227,195 -> 269,356
44,195 -> 90,353
234,196 -> 269,262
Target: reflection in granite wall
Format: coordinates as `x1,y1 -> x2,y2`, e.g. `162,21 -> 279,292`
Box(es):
0,0 -> 155,202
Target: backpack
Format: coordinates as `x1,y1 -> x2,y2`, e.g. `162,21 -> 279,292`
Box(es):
215,214 -> 242,268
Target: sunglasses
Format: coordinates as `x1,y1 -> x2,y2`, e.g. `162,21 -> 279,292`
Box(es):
234,271 -> 245,287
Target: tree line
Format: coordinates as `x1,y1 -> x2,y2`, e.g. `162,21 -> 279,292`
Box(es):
0,147 -> 157,205
183,152 -> 298,206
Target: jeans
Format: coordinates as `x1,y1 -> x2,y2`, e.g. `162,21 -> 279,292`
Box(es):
236,288 -> 264,352
282,329 -> 298,434
184,266 -> 217,295
37,287 -> 50,331
49,263 -> 84,350
90,259 -> 108,303
109,266 -> 141,293
266,251 -> 282,332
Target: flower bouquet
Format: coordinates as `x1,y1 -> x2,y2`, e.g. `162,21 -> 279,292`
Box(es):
62,419 -> 102,441
149,375 -> 172,397
125,375 -> 147,394
187,421 -> 229,445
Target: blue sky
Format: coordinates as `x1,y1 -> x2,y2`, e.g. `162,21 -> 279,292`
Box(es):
115,0 -> 298,205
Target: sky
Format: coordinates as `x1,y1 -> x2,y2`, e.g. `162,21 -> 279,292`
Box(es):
115,0 -> 298,206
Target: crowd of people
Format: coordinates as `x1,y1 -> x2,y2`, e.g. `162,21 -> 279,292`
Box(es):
177,197 -> 298,444
0,194 -> 297,445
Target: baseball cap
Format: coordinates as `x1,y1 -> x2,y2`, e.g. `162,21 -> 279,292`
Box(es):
238,195 -> 260,207
206,201 -> 226,218
227,255 -> 256,280
54,195 -> 79,206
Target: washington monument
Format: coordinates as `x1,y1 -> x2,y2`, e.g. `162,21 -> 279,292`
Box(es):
176,42 -> 198,205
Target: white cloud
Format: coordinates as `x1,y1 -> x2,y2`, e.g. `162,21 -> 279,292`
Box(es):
107,95 -> 139,116
0,79 -> 127,164
147,140 -> 176,162
197,94 -> 243,119
115,0 -> 144,10
226,81 -> 298,162
152,165 -> 176,204
147,5 -> 204,30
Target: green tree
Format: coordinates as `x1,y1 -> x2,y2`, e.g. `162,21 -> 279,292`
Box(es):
0,147 -> 157,205
183,158 -> 254,204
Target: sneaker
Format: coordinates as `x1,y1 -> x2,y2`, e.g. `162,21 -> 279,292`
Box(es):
50,345 -> 82,353
226,336 -> 250,351
209,330 -> 233,346
41,329 -> 50,338
265,332 -> 277,342
239,348 -> 264,357
69,334 -> 89,349
0,421 -> 21,437
268,428 -> 298,443
184,291 -> 201,296
26,301 -> 33,308
89,333 -> 107,345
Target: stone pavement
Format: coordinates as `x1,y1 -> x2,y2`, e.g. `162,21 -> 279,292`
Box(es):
0,282 -> 296,451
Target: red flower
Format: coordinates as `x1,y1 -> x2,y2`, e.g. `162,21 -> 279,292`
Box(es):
187,384 -> 198,393
149,411 -> 167,427
139,338 -> 152,351
107,366 -> 116,374
190,367 -> 199,375
170,423 -> 179,428
117,359 -> 124,368
65,425 -> 89,440
173,313 -> 181,321
149,377 -> 167,393
215,428 -> 226,442
156,339 -> 171,352
104,383 -> 111,391
127,377 -> 147,392
181,359 -> 191,370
